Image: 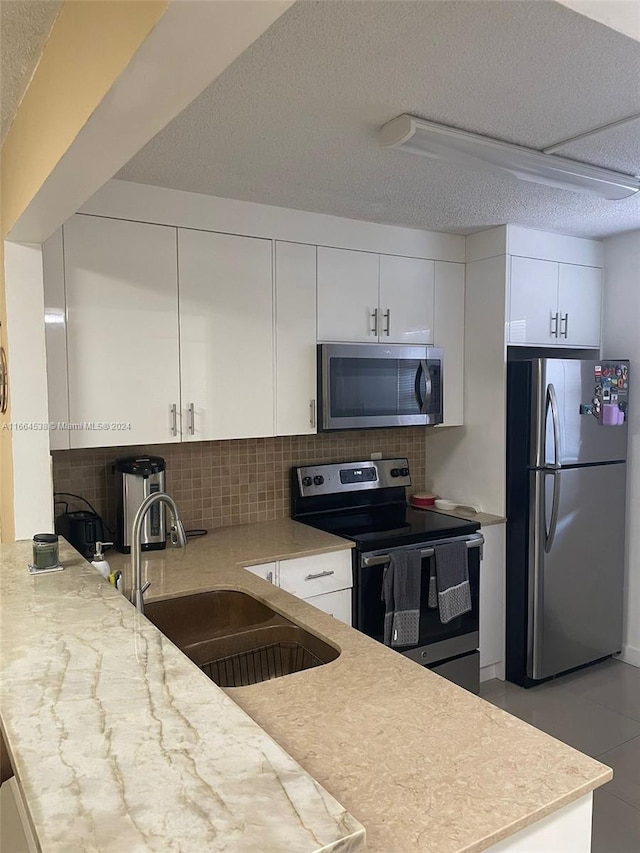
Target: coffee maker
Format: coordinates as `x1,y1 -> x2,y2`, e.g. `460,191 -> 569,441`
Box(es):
114,456 -> 166,553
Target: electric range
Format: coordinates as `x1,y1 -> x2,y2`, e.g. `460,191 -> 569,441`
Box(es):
292,457 -> 484,693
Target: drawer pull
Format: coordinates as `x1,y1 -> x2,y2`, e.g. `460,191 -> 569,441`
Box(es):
305,570 -> 335,581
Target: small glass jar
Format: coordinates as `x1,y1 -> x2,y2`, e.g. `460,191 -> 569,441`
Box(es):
32,533 -> 60,570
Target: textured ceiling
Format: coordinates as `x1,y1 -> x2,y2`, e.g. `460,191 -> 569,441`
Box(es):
0,0 -> 61,142
118,0 -> 640,238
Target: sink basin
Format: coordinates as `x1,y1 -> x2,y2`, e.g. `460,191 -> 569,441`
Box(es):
145,589 -> 339,687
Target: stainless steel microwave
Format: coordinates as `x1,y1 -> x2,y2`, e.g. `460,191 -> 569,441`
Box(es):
318,343 -> 444,431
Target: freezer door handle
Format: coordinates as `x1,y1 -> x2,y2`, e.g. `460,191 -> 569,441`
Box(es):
546,383 -> 561,468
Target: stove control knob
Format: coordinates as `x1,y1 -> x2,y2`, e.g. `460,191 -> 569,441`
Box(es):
400,467 -> 410,477
390,468 -> 401,477
301,476 -> 313,487
313,475 -> 325,486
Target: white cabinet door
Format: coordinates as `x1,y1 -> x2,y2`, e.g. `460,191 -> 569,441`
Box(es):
379,255 -> 435,344
245,562 -> 278,584
42,228 -> 70,450
178,229 -> 274,441
305,589 -> 352,626
317,247 -> 379,342
275,242 -> 317,435
558,264 -> 602,347
479,524 -> 506,678
434,261 -> 465,426
509,257 -> 558,345
64,215 -> 180,448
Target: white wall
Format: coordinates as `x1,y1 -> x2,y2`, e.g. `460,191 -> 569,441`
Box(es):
601,230 -> 640,667
4,242 -> 53,538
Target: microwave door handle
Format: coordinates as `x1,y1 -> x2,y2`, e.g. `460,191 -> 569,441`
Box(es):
415,360 -> 432,414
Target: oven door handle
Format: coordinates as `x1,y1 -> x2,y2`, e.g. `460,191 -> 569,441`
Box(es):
361,534 -> 484,567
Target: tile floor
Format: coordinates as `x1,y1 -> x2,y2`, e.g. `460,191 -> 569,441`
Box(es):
481,659 -> 640,853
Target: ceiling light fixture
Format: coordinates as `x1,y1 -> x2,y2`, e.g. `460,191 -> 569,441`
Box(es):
380,114 -> 640,201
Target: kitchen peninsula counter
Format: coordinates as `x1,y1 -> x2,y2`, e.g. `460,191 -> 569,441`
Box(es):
2,519 -> 611,852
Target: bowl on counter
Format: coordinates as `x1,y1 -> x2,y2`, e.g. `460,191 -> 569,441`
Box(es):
409,493 -> 437,509
434,499 -> 459,511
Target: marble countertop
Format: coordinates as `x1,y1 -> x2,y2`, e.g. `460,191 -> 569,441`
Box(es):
2,518 -> 611,853
0,532 -> 364,853
112,519 -> 610,852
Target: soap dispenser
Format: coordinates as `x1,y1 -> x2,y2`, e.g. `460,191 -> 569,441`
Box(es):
91,541 -> 112,579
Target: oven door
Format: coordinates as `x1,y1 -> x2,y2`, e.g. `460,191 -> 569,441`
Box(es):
319,343 -> 443,430
354,536 -> 481,661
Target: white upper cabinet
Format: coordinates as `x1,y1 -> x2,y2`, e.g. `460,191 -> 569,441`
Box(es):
557,264 -> 602,347
63,215 -> 181,448
318,247 -> 436,344
178,229 -> 274,441
379,255 -> 434,344
434,261 -> 465,426
275,242 -> 318,435
317,247 -> 379,342
508,256 -> 559,346
509,256 -> 602,348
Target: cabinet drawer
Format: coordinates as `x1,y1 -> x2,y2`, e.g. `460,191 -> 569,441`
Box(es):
306,589 -> 352,626
278,550 -> 352,598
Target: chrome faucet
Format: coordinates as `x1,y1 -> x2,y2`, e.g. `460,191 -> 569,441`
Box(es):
131,492 -> 187,613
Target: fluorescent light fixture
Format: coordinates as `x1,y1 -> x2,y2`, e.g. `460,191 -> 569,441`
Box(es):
380,114 -> 640,200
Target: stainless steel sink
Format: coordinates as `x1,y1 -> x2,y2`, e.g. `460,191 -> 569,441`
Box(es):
145,589 -> 339,687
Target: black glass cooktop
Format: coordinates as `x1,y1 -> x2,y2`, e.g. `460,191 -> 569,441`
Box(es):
299,504 -> 479,552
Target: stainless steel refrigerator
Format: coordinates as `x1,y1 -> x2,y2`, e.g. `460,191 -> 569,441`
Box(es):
506,357 -> 629,686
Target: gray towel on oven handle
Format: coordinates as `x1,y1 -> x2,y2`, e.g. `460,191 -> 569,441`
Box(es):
381,549 -> 422,647
434,540 -> 471,625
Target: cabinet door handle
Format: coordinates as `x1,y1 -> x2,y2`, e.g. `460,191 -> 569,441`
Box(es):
383,309 -> 391,336
560,313 -> 569,338
550,312 -> 559,338
371,308 -> 379,336
309,399 -> 316,428
305,570 -> 335,581
188,402 -> 195,436
170,403 -> 178,436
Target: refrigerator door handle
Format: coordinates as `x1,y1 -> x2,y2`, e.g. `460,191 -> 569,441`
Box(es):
544,470 -> 561,554
530,472 -> 546,678
547,383 -> 561,469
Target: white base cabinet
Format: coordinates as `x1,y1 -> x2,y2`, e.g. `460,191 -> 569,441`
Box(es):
305,589 -> 352,623
245,550 -> 353,626
479,524 -> 506,680
487,793 -> 592,853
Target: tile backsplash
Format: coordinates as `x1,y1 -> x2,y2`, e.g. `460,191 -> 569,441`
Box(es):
52,429 -> 427,534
